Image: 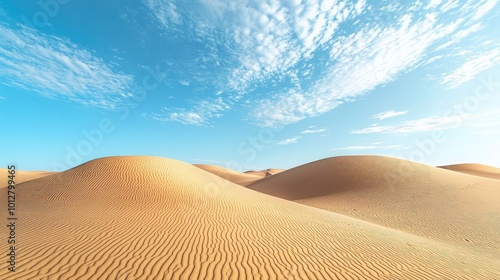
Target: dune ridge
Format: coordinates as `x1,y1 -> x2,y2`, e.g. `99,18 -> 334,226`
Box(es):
1,156 -> 499,279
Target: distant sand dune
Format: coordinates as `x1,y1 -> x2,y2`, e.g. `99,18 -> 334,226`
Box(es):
248,156 -> 500,257
193,164 -> 262,186
439,163 -> 500,180
0,168 -> 54,185
1,156 -> 499,279
195,165 -> 285,186
245,169 -> 285,177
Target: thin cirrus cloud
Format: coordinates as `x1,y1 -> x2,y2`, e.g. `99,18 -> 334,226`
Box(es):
441,48 -> 500,89
301,128 -> 328,134
144,0 -> 498,127
333,144 -> 407,151
143,0 -> 182,28
0,21 -> 134,109
351,115 -> 465,134
354,107 -> 500,134
149,97 -> 230,126
371,110 -> 409,120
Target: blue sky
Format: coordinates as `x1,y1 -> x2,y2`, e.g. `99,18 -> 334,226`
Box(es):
0,0 -> 499,171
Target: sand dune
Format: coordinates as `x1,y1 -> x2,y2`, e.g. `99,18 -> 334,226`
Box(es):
2,156 -> 499,279
194,165 -> 285,186
193,164 -> 262,186
244,169 -> 285,177
248,156 -> 500,258
439,163 -> 500,180
0,168 -> 54,185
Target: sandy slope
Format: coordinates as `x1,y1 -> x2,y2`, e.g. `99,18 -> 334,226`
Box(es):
439,163 -> 500,180
248,156 -> 500,258
193,164 -> 262,186
0,168 -> 54,185
1,156 -> 499,279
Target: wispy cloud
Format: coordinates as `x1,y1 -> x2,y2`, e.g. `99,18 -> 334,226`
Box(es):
355,107 -> 500,135
473,0 -> 498,20
219,0 -> 365,93
277,136 -> 301,145
441,48 -> 500,88
149,97 -> 230,125
352,115 -> 464,134
301,128 -> 328,134
372,110 -> 408,120
333,144 -> 407,151
436,22 -> 482,50
0,21 -> 134,109
142,0 -> 182,28
0,96 -> 5,100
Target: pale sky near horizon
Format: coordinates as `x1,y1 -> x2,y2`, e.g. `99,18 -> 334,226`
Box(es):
0,0 -> 499,171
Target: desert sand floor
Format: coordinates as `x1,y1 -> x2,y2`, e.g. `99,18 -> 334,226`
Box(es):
1,156 -> 499,279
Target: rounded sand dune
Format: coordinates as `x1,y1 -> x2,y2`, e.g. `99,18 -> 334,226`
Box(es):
248,156 -> 500,257
1,156 -> 499,279
439,163 -> 500,180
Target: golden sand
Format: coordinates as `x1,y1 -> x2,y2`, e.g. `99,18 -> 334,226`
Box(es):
1,156 -> 499,279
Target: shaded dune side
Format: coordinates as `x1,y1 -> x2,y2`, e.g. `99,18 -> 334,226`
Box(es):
439,163 -> 500,180
247,156 -> 500,257
193,164 -> 263,186
1,156 -> 499,279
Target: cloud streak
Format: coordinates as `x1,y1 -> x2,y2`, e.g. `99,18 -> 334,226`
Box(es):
301,128 -> 328,134
149,97 -> 230,126
333,144 -> 407,151
351,116 -> 464,134
277,137 -> 301,145
372,110 -> 409,120
441,48 -> 500,88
